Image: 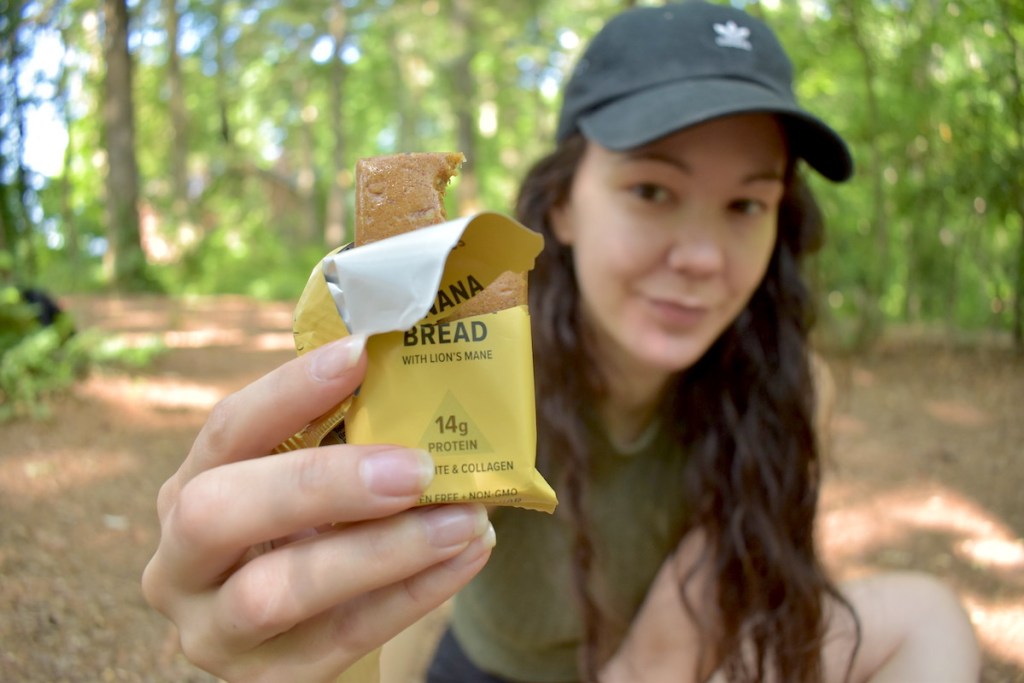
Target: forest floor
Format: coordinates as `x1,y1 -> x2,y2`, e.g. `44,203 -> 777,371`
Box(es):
0,294 -> 1022,682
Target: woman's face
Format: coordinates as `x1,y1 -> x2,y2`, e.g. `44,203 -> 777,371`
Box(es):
551,113 -> 787,384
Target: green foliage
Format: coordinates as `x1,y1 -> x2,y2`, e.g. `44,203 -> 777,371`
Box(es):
766,0 -> 1023,349
0,283 -> 165,421
0,325 -> 85,421
5,0 -> 1023,347
0,283 -> 82,420
158,222 -> 325,301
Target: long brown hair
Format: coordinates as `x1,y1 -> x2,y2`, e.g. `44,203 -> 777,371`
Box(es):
517,133 -> 859,682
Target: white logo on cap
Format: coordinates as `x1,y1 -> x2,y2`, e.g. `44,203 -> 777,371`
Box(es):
714,21 -> 752,50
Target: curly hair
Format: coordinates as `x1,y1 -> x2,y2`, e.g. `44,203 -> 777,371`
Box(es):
516,134 -> 858,683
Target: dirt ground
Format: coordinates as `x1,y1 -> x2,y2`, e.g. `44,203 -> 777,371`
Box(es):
0,294 -> 1021,682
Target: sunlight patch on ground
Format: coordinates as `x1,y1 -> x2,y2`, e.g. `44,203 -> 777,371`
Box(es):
82,374 -> 225,412
883,489 -> 1008,538
162,328 -> 246,348
957,538 -> 1024,570
830,413 -> 868,436
924,399 -> 993,428
819,483 -> 1024,672
77,308 -> 173,331
0,449 -> 136,498
107,329 -> 294,351
252,331 -> 297,351
851,366 -> 877,388
964,595 -> 1024,667
820,485 -> 1020,566
65,294 -> 295,333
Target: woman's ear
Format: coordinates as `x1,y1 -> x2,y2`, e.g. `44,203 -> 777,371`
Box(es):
549,202 -> 575,246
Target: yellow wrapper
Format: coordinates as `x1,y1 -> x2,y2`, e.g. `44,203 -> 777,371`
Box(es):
277,211 -> 559,511
281,213 -> 557,683
336,650 -> 380,683
271,243 -> 352,453
349,304 -> 552,510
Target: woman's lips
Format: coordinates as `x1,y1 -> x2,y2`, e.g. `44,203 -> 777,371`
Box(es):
647,297 -> 709,328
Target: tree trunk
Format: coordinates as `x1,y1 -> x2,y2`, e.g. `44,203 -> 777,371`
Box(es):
0,73 -> 20,259
324,3 -> 349,248
0,182 -> 19,268
901,0 -> 940,325
387,26 -> 420,152
165,0 -> 191,229
294,78 -> 320,248
839,0 -> 888,350
213,0 -> 232,146
998,0 -> 1024,352
448,0 -> 480,216
58,21 -> 80,284
1014,211 -> 1024,353
102,0 -> 147,289
0,9 -> 36,278
14,101 -> 37,276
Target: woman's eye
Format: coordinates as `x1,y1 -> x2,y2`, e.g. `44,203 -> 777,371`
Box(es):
729,199 -> 767,216
630,183 -> 672,203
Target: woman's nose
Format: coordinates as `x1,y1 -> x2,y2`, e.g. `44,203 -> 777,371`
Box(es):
665,221 -> 725,276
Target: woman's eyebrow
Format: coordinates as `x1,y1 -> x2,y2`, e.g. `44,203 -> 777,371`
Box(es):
742,169 -> 785,184
620,150 -> 692,174
621,150 -> 786,184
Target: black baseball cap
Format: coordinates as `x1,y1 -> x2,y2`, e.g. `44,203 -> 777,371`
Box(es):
556,0 -> 853,182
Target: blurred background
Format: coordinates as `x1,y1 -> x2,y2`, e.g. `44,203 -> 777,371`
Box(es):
1,0 -> 1020,340
0,0 -> 1021,681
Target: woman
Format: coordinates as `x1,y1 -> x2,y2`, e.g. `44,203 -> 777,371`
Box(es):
142,2 -> 980,682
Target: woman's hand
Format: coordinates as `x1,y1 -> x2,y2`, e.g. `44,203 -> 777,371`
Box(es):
601,530 -> 718,683
141,335 -> 494,683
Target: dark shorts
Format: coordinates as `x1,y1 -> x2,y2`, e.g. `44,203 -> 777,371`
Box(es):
426,628 -> 513,683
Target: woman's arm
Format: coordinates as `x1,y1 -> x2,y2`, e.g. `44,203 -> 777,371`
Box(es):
602,528 -> 980,683
601,529 -> 721,683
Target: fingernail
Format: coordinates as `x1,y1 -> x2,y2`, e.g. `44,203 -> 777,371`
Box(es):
446,523 -> 497,567
421,504 -> 489,549
479,522 -> 497,551
310,334 -> 366,382
359,449 -> 434,497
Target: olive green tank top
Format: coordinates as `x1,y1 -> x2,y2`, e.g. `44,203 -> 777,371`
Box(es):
450,420 -> 690,683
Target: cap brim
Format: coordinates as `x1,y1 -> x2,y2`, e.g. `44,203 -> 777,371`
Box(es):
577,78 -> 853,182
